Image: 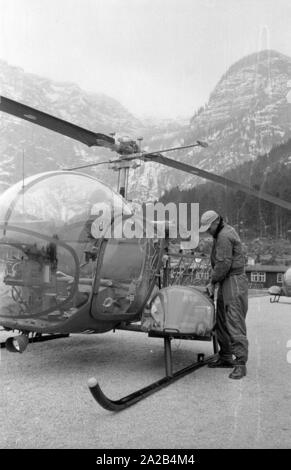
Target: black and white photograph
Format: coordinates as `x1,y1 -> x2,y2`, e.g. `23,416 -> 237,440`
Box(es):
0,0 -> 291,453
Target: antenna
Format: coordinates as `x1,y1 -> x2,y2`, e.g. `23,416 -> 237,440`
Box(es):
22,149 -> 25,212
22,149 -> 25,188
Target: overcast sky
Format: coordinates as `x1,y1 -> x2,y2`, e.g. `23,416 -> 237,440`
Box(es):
1,0 -> 291,118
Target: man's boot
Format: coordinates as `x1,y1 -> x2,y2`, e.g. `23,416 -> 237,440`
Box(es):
229,365 -> 247,379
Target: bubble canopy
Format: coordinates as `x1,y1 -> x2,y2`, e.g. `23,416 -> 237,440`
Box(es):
0,171 -> 144,326
0,171 -> 131,238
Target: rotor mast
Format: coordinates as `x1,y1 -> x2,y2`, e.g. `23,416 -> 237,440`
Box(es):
116,160 -> 130,198
114,136 -> 143,198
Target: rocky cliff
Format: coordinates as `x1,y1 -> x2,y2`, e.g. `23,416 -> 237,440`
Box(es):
1,50 -> 291,200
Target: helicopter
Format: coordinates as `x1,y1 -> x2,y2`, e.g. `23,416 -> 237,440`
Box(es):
0,95 -> 291,411
269,266 -> 291,303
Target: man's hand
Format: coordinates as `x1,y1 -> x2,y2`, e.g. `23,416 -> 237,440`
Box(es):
206,282 -> 215,299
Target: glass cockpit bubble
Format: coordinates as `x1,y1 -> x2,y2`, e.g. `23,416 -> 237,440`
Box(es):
0,171 -> 132,322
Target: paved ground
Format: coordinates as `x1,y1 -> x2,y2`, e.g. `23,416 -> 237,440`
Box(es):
0,295 -> 291,449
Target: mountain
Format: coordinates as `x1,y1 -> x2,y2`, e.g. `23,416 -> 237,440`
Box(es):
0,59 -> 143,191
1,50 -> 291,199
161,136 -> 291,239
139,49 -> 291,199
0,59 -> 189,197
189,49 -> 291,168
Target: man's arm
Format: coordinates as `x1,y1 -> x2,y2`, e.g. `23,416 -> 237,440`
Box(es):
211,234 -> 233,283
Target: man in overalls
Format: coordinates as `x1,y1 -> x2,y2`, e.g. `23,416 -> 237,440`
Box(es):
199,210 -> 248,379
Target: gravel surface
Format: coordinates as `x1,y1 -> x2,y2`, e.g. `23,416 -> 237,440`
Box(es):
1,296 -> 291,449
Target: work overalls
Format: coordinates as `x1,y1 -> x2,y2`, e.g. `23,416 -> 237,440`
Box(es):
211,223 -> 248,365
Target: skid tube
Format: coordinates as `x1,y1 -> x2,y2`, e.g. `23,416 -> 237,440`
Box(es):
0,333 -> 70,349
88,335 -> 217,411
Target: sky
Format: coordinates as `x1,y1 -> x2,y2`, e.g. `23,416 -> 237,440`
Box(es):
1,0 -> 291,119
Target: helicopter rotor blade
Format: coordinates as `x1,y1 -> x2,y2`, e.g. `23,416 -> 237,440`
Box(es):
140,141 -> 208,156
64,142 -> 208,170
2,95 -> 289,211
144,153 -> 291,211
0,95 -> 116,149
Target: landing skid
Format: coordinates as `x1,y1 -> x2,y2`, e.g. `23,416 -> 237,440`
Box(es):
0,333 -> 70,349
88,334 -> 218,411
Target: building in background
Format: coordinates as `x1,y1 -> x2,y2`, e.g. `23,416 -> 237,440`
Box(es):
245,264 -> 287,289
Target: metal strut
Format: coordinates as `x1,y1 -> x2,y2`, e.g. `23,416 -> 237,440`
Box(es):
270,295 -> 280,303
88,336 -> 217,411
